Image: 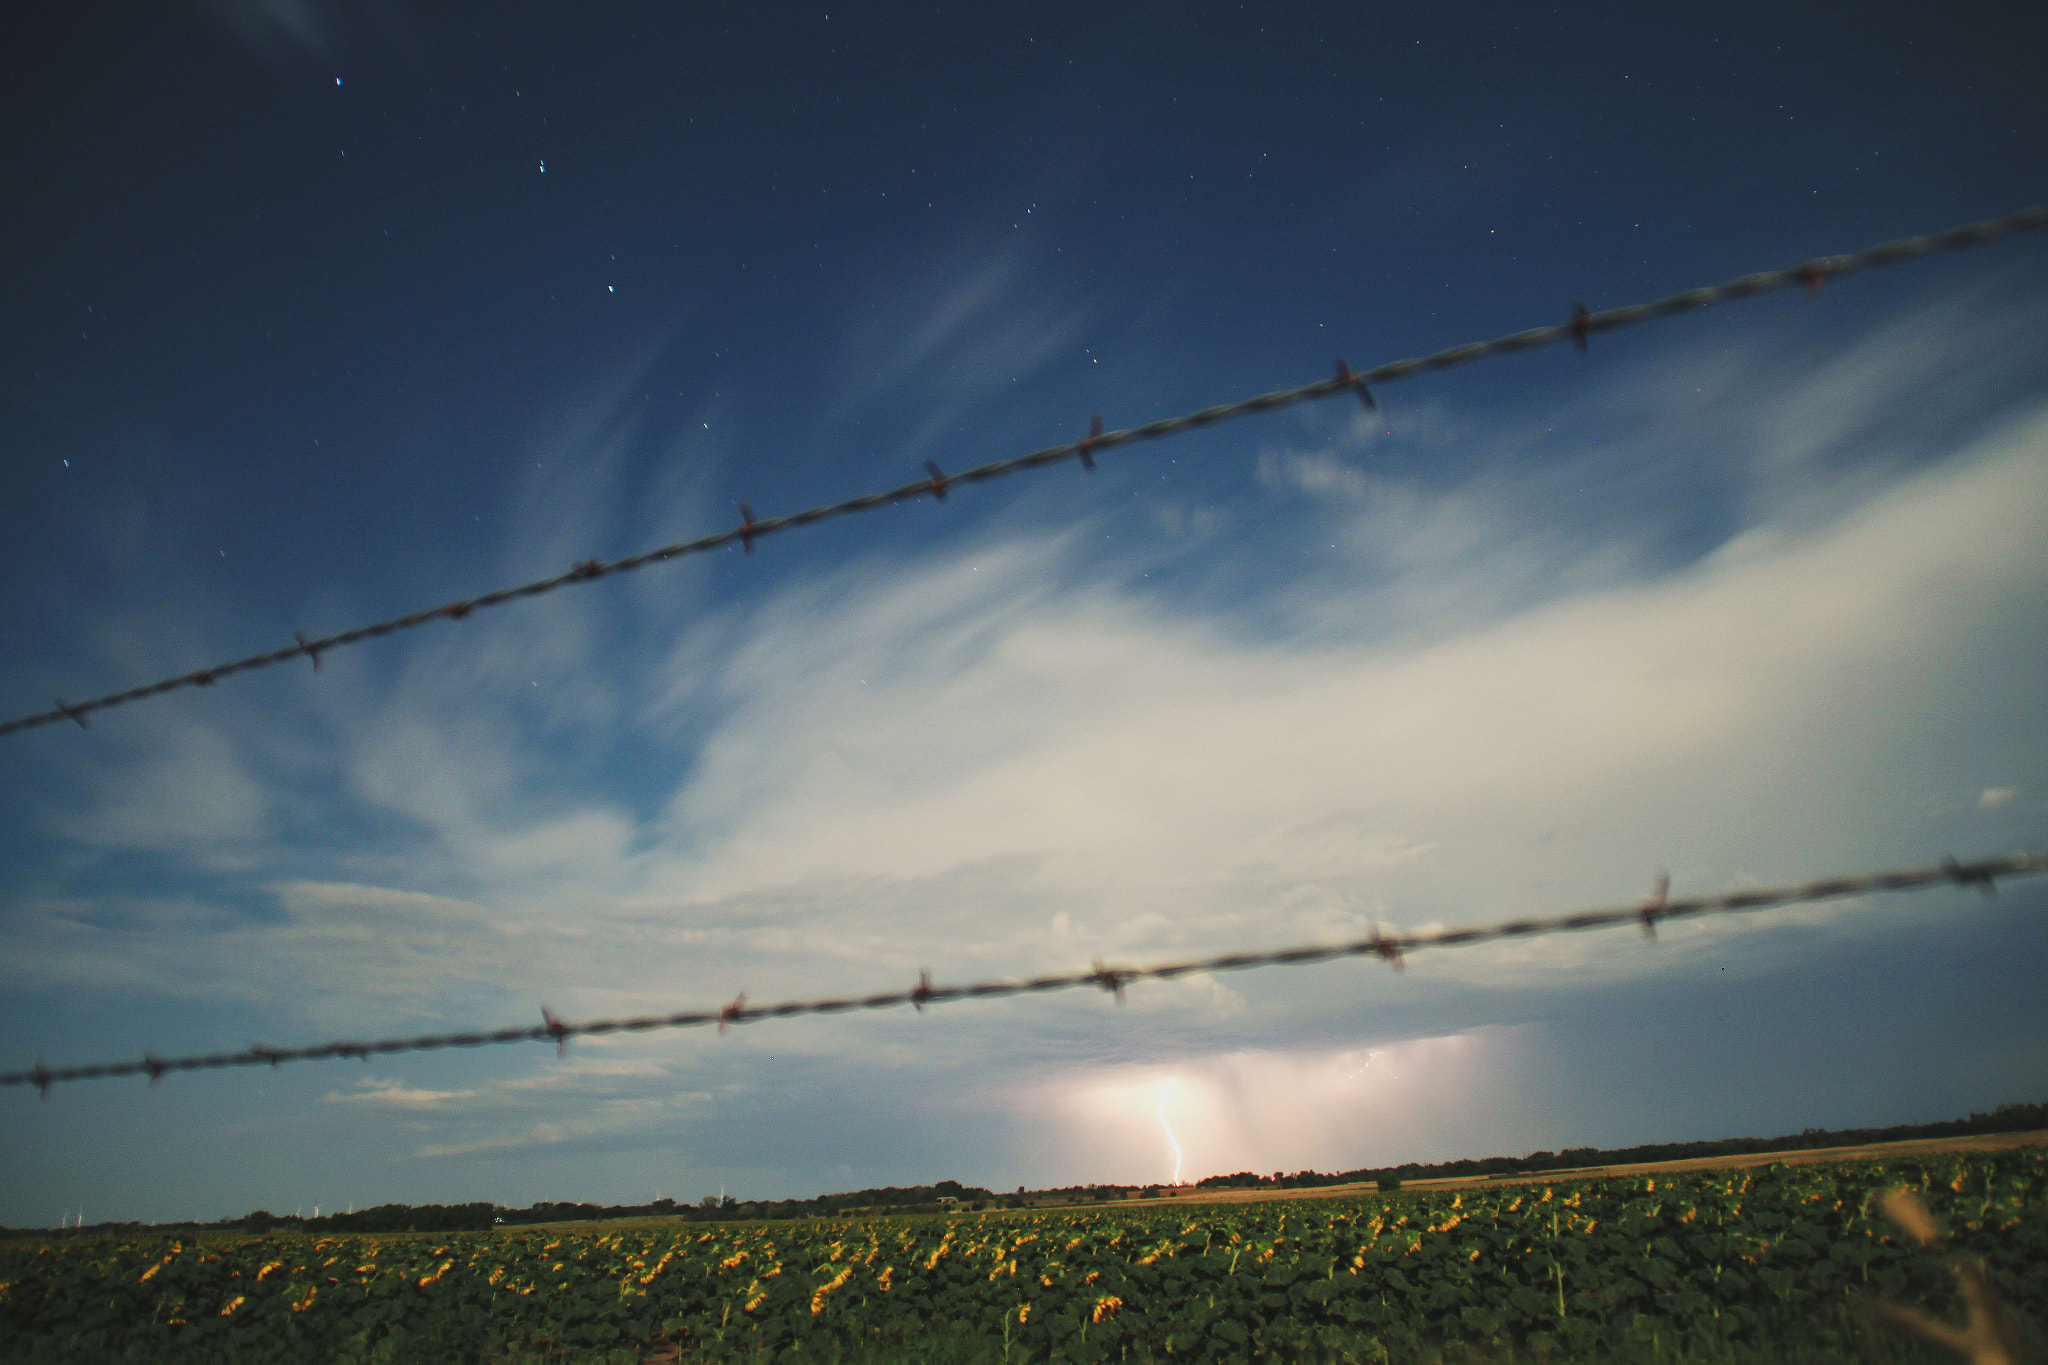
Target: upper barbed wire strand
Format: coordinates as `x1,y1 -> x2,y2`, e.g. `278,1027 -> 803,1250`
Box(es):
4,851 -> 2038,1092
6,202 -> 2046,738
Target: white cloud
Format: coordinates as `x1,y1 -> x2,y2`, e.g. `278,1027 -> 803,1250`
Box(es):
43,722 -> 271,853
198,0 -> 419,73
270,880 -> 494,920
18,382 -> 2046,1046
621,402 -> 2045,983
0,880 -> 512,1019
327,1076 -> 482,1109
1258,448 -> 1376,505
9,285 -> 2045,1197
410,1097 -> 676,1160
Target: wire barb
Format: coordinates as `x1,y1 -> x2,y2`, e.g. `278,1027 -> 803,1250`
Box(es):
911,971 -> 935,1013
738,502 -> 760,554
7,201 -> 2045,739
294,632 -> 324,671
1077,414 -> 1103,471
1091,960 -> 1130,1002
541,1007 -> 571,1057
1942,855 -> 1997,897
1334,358 -> 1377,411
51,698 -> 87,730
1639,871 -> 1670,940
718,993 -> 748,1035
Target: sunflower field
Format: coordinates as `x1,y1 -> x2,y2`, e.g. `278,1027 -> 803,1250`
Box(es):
2,1148 -> 2043,1363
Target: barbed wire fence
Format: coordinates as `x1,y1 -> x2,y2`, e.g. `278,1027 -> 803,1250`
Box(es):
6,207 -> 2047,1109
5,851 -> 2039,1095
6,201 -> 2045,739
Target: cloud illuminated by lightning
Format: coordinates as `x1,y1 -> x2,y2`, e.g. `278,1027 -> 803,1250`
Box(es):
1344,1050 -> 1400,1080
1158,1078 -> 1183,1184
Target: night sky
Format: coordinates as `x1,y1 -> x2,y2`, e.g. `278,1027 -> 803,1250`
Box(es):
3,0 -> 2045,1228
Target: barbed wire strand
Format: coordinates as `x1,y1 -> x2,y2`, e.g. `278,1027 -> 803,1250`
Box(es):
5,851 -> 2038,1094
7,203 -> 2045,739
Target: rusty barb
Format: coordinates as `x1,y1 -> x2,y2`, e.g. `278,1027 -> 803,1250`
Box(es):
1873,1187 -> 2028,1365
1639,871 -> 1671,940
5,203 -> 2044,738
3,850 -> 2040,1095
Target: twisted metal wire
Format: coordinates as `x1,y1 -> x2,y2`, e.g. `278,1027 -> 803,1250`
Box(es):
8,202 -> 2045,739
6,850 -> 2037,1093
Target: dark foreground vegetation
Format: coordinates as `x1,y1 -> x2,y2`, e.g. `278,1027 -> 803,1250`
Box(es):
2,1147 -> 2040,1364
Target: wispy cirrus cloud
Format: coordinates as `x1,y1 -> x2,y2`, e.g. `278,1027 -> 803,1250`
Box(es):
324,1058 -> 708,1161
328,1076 -> 483,1109
824,234 -> 1097,461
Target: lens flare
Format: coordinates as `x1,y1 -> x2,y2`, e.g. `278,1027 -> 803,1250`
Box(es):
1157,1078 -> 1184,1184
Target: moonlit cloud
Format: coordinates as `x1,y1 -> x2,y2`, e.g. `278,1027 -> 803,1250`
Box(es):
11,296 -> 2045,1142
328,1076 -> 482,1108
199,0 -> 421,73
826,236 -> 1097,462
47,300 -> 2039,1201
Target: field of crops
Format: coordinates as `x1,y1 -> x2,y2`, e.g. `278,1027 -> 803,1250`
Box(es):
3,1148 -> 2043,1364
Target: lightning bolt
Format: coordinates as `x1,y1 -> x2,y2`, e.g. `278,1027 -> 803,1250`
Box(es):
1345,1050 -> 1400,1080
1157,1078 -> 1183,1185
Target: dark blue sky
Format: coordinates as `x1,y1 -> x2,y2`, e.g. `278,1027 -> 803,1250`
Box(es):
2,0 -> 2044,1226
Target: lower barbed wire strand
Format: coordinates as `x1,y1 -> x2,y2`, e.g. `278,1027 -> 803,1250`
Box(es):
3,851 -> 2039,1092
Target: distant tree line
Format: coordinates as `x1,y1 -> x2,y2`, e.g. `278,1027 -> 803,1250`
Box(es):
169,1181 -> 1003,1237
283,1203 -> 500,1233
1192,1100 -> 2048,1192
9,1100 -> 2040,1237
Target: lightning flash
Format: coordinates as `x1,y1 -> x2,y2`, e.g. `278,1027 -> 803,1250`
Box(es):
1157,1078 -> 1184,1185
